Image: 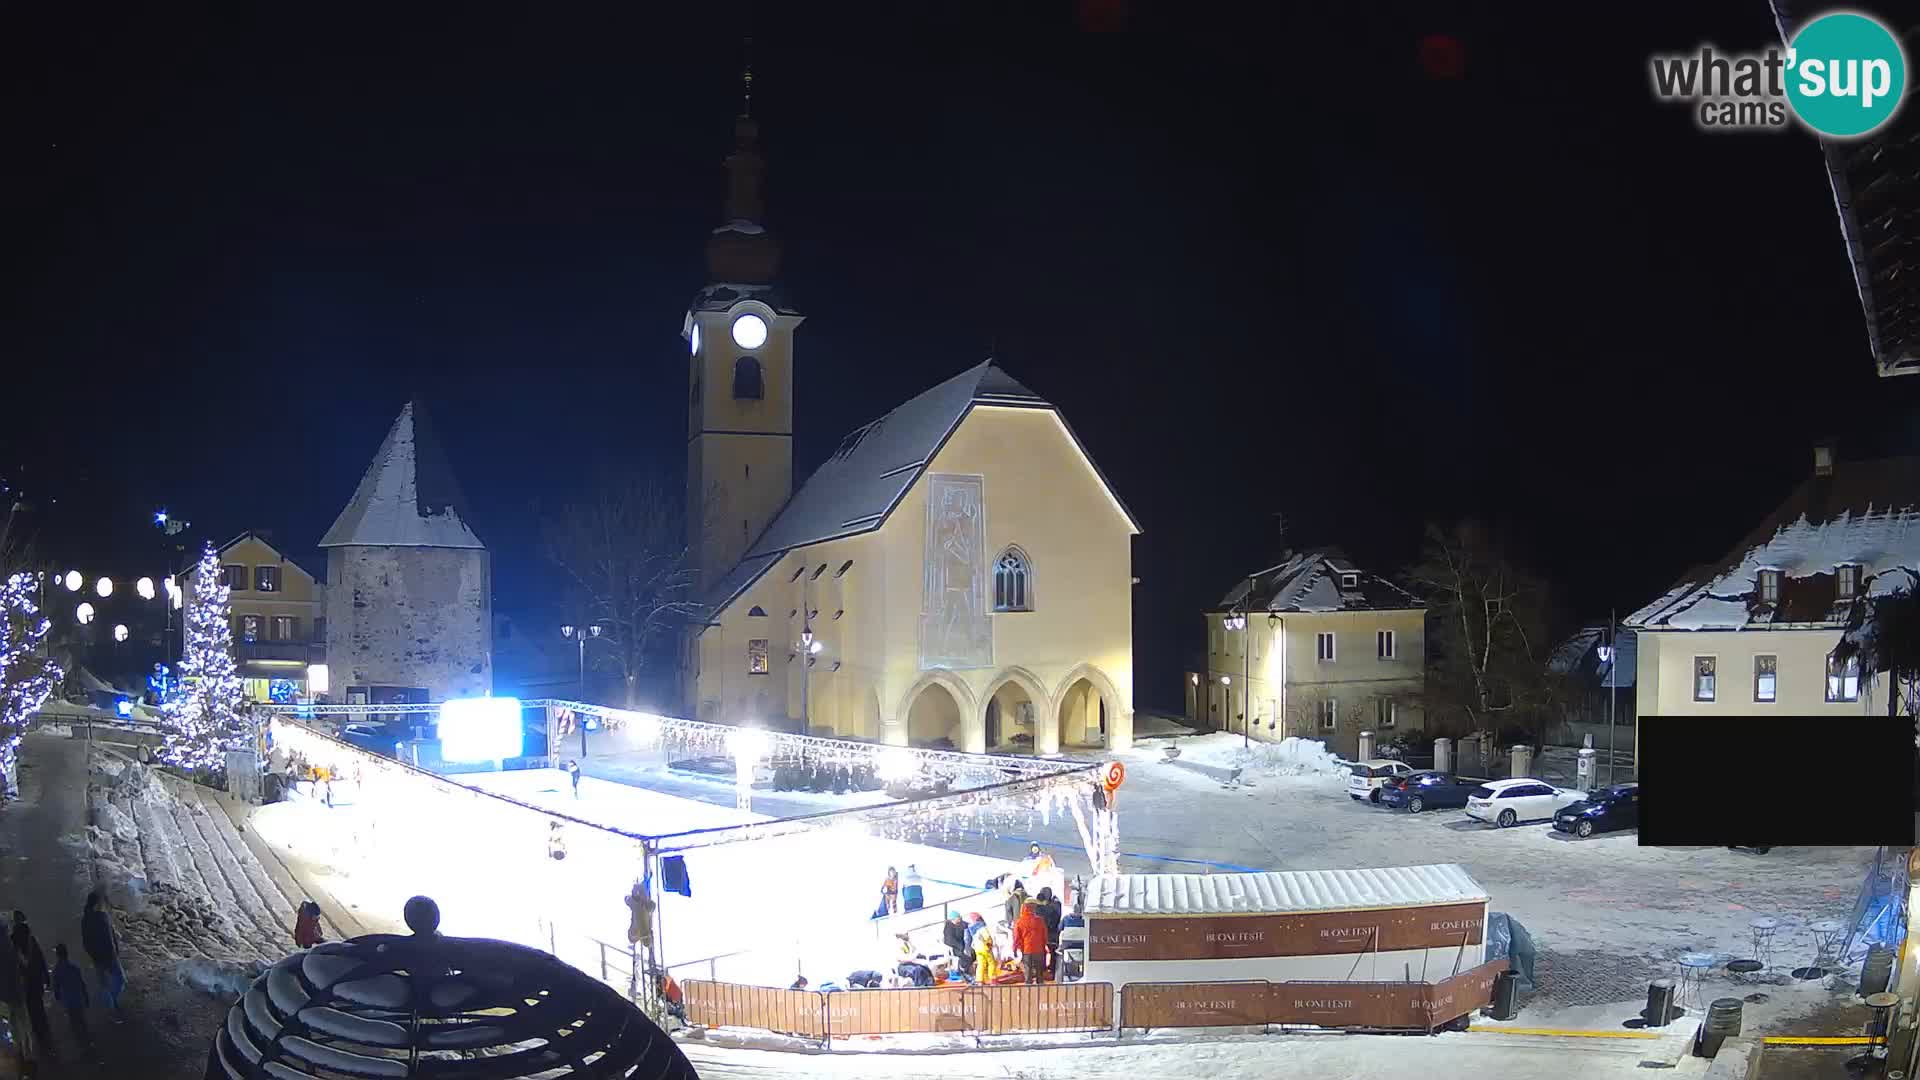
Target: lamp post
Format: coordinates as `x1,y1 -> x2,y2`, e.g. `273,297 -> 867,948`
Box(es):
1597,614 -> 1617,785
560,623 -> 602,757
1219,674 -> 1232,743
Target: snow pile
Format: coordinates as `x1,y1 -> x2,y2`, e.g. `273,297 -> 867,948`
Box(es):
86,752 -> 298,975
177,957 -> 265,998
1243,737 -> 1349,778
1143,734 -> 1347,780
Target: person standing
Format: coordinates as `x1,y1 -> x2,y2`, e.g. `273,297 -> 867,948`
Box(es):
80,892 -> 123,1012
880,867 -> 899,916
900,865 -> 924,912
14,913 -> 54,1054
566,760 -> 582,799
294,901 -> 325,949
971,921 -> 1001,983
943,912 -> 974,980
50,944 -> 90,1051
0,915 -> 29,1066
1004,880 -> 1028,929
1034,887 -> 1063,977
1013,902 -> 1049,984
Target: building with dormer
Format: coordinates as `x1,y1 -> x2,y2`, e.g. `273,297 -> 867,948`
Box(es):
1190,550 -> 1427,758
1625,449 -> 1919,750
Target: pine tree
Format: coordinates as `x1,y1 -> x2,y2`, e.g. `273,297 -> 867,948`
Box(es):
0,572 -> 62,789
162,543 -> 248,770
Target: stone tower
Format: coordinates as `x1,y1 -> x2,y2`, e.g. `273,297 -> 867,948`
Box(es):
321,401 -> 492,703
685,98 -> 805,591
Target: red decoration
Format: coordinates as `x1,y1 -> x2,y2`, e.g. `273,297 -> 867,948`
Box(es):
1102,761 -> 1125,793
1418,34 -> 1467,80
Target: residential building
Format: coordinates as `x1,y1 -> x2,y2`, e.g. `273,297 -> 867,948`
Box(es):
182,531 -> 325,703
320,400 -> 492,705
1546,625 -> 1636,746
684,107 -> 1140,752
1187,551 -> 1426,759
1625,449 -> 1920,758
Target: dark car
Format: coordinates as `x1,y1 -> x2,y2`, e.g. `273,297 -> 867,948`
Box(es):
1552,783 -> 1640,838
1379,771 -> 1479,813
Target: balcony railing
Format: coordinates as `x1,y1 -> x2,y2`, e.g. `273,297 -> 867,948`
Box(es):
236,640 -> 323,664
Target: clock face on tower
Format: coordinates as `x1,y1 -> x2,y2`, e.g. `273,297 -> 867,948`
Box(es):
690,322 -> 702,356
731,313 -> 768,350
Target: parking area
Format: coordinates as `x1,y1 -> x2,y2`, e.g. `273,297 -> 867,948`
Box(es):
1100,735 -> 1878,1034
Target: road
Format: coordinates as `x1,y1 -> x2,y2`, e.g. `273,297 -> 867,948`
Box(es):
0,732 -> 228,1078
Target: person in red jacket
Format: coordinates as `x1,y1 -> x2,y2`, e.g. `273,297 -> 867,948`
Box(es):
1012,902 -> 1049,984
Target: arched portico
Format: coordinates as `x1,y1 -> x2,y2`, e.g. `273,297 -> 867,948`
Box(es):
894,670 -> 981,750
980,666 -> 1051,754
1051,664 -> 1130,753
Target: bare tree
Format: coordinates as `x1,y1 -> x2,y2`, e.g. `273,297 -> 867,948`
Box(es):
1835,573 -> 1920,723
544,470 -> 706,708
1406,521 -> 1563,744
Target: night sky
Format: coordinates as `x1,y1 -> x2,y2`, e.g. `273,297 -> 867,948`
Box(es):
10,2 -> 1919,710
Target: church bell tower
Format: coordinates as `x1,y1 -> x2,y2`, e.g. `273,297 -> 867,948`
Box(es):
685,65 -> 803,590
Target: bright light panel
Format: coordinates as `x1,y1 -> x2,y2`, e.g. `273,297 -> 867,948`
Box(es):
439,697 -> 523,763
307,664 -> 330,695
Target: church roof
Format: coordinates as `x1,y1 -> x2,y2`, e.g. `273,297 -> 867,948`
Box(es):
705,360 -> 1136,608
320,401 -> 486,550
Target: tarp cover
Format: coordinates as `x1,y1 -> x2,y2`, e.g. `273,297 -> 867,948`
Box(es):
1085,864 -> 1488,918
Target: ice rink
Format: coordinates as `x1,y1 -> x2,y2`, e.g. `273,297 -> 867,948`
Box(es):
252,765 -> 1039,990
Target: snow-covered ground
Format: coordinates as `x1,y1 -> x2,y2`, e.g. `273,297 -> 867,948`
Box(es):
678,1026 -> 1709,1079
83,751 -> 298,995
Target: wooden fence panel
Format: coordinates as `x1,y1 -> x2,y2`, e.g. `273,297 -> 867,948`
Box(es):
1119,981 -> 1269,1029
1266,979 -> 1430,1029
824,985 -> 976,1037
977,982 -> 1113,1034
684,980 -> 824,1039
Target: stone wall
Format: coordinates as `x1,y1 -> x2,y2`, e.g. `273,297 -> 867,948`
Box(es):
326,546 -> 492,701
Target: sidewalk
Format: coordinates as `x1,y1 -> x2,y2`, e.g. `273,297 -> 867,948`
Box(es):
0,732 -> 229,1079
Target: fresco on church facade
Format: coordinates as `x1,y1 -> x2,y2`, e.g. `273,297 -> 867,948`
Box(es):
920,473 -> 993,670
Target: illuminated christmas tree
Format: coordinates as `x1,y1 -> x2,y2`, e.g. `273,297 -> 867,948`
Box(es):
161,543 -> 248,769
0,571 -> 62,792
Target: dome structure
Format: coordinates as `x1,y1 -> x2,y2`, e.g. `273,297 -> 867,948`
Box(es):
205,896 -> 696,1079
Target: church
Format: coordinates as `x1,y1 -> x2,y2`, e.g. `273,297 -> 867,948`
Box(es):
682,104 -> 1140,754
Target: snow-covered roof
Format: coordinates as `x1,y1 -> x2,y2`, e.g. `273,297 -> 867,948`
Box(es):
1548,626 -> 1637,689
705,361 -> 1139,608
1215,550 -> 1423,614
1627,457 -> 1920,630
1085,864 -> 1487,918
320,401 -> 485,550
691,281 -> 800,315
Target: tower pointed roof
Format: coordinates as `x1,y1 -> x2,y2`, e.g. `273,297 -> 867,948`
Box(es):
320,401 -> 485,549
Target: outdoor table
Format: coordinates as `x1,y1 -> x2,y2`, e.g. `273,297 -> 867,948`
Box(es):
1850,991 -> 1902,1073
1794,918 -> 1845,980
1748,916 -> 1779,976
1677,952 -> 1715,1012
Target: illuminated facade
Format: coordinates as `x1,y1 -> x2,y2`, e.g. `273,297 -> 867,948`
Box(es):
182,531 -> 324,704
683,109 -> 1139,752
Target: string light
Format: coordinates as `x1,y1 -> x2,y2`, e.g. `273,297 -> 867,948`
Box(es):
160,542 -> 253,770
1,573 -> 63,788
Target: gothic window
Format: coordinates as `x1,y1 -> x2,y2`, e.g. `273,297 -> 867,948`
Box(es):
733,356 -> 763,400
993,546 -> 1033,612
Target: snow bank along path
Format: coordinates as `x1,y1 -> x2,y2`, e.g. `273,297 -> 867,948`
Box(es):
86,752 -> 299,977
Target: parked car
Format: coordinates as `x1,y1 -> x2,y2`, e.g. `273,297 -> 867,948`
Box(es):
1464,778 -> 1585,828
1380,771 -> 1480,813
1552,783 -> 1640,838
1347,760 -> 1416,803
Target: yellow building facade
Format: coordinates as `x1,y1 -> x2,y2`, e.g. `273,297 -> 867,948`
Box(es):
690,365 -> 1139,753
183,531 -> 325,703
680,107 -> 1139,753
1188,553 -> 1426,760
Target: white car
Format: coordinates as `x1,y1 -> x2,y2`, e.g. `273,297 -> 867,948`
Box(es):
1464,778 -> 1586,828
1347,760 -> 1415,803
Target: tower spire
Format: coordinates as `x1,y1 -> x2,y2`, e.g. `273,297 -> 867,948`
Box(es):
741,37 -> 753,118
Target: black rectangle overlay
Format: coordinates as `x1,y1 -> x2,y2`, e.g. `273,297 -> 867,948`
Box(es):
1639,715 -> 1915,848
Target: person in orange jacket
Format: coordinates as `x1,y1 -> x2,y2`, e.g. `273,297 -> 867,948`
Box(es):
1012,902 -> 1049,984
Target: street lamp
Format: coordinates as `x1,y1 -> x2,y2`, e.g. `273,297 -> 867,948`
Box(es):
560,623 -> 603,756
1598,614 -> 1618,784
